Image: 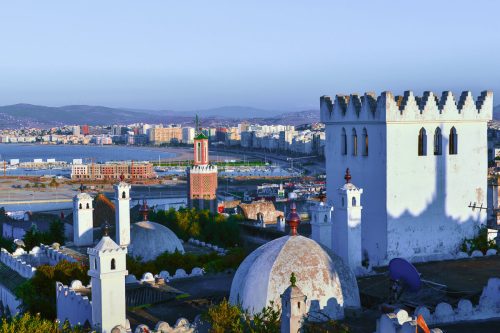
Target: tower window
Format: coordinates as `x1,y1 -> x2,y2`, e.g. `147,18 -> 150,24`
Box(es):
341,128 -> 347,155
352,129 -> 358,156
86,203 -> 90,209
297,302 -> 301,309
418,128 -> 427,156
79,203 -> 82,209
449,127 -> 458,155
352,197 -> 357,206
122,191 -> 126,199
197,142 -> 202,162
434,127 -> 442,155
94,258 -> 97,270
362,128 -> 368,156
111,258 -> 116,270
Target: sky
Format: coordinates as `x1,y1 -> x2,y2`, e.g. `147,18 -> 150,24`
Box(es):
0,1 -> 499,111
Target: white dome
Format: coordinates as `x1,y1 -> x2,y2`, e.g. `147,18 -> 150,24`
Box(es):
129,221 -> 184,262
229,235 -> 360,319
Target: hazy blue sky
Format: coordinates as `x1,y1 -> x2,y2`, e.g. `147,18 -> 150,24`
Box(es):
0,1 -> 498,111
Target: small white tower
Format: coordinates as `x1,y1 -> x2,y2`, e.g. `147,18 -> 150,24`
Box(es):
280,272 -> 307,333
332,168 -> 363,269
114,175 -> 131,247
277,215 -> 285,232
73,187 -> 94,247
88,226 -> 128,333
310,191 -> 334,249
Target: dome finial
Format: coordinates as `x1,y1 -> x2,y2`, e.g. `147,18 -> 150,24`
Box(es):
139,199 -> 149,221
286,201 -> 300,236
344,168 -> 351,184
290,272 -> 297,286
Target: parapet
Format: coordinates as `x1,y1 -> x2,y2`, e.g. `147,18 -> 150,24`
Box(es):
0,248 -> 36,279
320,90 -> 493,124
56,280 -> 92,328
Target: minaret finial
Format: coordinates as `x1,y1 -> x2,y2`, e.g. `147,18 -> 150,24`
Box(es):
344,168 -> 351,184
286,201 -> 301,236
139,199 -> 149,221
103,222 -> 110,237
290,272 -> 297,286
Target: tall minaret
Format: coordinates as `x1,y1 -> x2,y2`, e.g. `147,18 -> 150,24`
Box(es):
332,168 -> 363,269
187,115 -> 218,213
73,184 -> 94,246
114,174 -> 131,247
280,272 -> 307,333
88,226 -> 128,333
310,190 -> 334,249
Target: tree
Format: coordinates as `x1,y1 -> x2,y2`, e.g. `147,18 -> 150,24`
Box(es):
0,313 -> 88,333
15,260 -> 89,319
48,219 -> 66,244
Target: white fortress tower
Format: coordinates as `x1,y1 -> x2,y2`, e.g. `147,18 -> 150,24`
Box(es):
309,192 -> 334,248
331,169 -> 363,269
320,90 -> 493,265
114,176 -> 131,247
88,227 -> 128,333
73,190 -> 94,247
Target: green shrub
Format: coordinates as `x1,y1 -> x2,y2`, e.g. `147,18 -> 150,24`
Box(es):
0,313 -> 89,333
460,226 -> 496,255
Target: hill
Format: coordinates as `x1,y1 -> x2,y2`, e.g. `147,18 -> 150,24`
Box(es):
0,103 -> 319,128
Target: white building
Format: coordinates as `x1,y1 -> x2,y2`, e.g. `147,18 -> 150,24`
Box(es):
320,90 -> 493,266
73,192 -> 94,247
114,180 -> 131,247
182,127 -> 195,144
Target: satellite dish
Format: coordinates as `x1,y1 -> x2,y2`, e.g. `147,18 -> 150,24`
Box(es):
389,258 -> 421,293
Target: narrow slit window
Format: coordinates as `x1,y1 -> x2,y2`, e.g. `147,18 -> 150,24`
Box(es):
352,129 -> 358,156
434,127 -> 442,155
362,128 -> 368,156
449,127 -> 458,155
341,128 -> 347,155
418,128 -> 427,156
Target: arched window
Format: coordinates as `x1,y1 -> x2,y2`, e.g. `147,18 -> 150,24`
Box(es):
352,197 -> 357,206
122,191 -> 126,199
197,142 -> 202,162
111,258 -> 116,270
449,127 -> 458,155
434,127 -> 442,155
341,128 -> 347,155
86,203 -> 90,209
362,128 -> 368,156
352,129 -> 358,156
418,128 -> 427,156
79,203 -> 82,209
297,302 -> 301,309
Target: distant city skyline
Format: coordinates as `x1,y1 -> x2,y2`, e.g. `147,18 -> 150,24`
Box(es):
0,0 -> 499,111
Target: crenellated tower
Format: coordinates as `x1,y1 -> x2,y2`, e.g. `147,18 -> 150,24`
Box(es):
320,90 -> 493,266
88,226 -> 128,333
73,186 -> 94,247
187,116 -> 218,213
114,175 -> 131,247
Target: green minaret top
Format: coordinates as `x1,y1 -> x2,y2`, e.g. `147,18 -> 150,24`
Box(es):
194,114 -> 208,140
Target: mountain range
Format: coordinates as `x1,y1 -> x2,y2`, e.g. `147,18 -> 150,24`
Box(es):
0,104 -> 319,128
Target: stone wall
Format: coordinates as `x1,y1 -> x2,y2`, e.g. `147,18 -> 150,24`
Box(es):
374,277 -> 500,333
0,248 -> 36,278
125,267 -> 205,284
40,244 -> 78,265
0,284 -> 22,316
56,280 -> 92,328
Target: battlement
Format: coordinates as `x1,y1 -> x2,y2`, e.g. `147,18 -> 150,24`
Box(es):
320,90 -> 493,123
189,164 -> 218,173
40,244 -> 78,265
56,280 -> 92,328
0,248 -> 36,279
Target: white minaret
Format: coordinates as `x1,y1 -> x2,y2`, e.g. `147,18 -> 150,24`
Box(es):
73,187 -> 94,247
280,273 -> 307,333
332,168 -> 363,269
114,176 -> 131,247
88,226 -> 128,333
310,191 -> 334,249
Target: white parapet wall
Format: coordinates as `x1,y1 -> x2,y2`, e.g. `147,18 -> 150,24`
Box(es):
40,244 -> 78,265
374,278 -> 500,333
56,280 -> 92,328
0,248 -> 36,279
